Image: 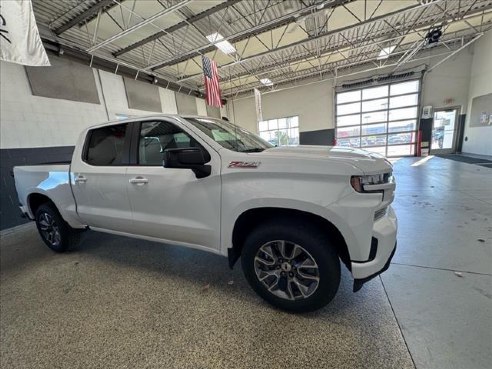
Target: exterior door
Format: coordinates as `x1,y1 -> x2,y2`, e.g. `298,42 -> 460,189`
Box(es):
71,122 -> 134,232
125,120 -> 221,251
431,108 -> 459,154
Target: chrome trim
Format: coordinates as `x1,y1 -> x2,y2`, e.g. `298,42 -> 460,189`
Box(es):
363,182 -> 396,191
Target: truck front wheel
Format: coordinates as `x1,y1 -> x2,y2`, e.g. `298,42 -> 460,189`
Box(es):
241,220 -> 341,313
35,204 -> 80,252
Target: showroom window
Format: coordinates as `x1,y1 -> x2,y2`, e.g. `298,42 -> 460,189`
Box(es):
335,80 -> 420,157
258,116 -> 299,146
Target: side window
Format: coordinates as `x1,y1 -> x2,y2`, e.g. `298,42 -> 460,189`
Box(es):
138,121 -> 204,166
85,123 -> 127,166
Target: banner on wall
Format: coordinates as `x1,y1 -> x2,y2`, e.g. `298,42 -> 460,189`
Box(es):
0,0 -> 50,66
254,88 -> 263,123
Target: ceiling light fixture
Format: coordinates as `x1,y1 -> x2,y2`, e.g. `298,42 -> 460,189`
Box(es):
206,32 -> 236,54
377,45 -> 396,60
260,78 -> 273,86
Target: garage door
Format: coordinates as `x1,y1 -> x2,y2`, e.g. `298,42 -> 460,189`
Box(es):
335,79 -> 421,157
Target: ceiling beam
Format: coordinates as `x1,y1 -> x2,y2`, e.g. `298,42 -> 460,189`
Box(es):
184,0 -> 492,84
53,0 -> 114,35
113,0 -> 242,57
148,0 -> 353,71
224,40 -> 469,97
87,0 -> 194,53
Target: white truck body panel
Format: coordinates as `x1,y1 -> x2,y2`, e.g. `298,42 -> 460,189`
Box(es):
13,114 -> 397,282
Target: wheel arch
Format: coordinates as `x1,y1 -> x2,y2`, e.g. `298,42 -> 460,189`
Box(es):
229,207 -> 351,271
27,192 -> 57,218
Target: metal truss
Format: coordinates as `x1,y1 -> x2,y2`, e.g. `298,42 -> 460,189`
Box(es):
33,0 -> 492,98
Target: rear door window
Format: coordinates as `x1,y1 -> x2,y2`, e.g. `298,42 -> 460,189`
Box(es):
84,123 -> 128,166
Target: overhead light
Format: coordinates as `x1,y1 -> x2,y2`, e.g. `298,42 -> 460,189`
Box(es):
206,32 -> 236,54
260,78 -> 273,86
377,45 -> 396,60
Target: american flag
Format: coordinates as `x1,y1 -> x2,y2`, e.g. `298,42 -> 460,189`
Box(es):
202,55 -> 222,107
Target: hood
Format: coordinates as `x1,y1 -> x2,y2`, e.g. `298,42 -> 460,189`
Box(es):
258,145 -> 393,174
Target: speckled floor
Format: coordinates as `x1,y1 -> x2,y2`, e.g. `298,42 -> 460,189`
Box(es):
1,157 -> 491,369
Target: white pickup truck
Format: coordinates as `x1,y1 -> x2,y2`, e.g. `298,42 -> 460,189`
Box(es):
14,115 -> 397,312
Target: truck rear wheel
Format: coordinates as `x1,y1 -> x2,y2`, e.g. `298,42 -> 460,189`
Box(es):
35,204 -> 80,252
241,220 -> 340,313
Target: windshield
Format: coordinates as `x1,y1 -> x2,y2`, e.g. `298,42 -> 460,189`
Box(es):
184,117 -> 273,152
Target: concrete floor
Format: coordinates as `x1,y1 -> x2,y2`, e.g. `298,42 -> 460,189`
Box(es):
1,156 -> 491,369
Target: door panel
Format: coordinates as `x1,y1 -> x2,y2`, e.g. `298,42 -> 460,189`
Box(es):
126,166 -> 221,249
71,123 -> 133,231
125,120 -> 221,251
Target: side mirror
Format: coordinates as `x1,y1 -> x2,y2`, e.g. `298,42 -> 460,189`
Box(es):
163,148 -> 211,179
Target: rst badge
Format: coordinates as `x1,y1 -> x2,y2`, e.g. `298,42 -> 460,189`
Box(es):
228,161 -> 261,168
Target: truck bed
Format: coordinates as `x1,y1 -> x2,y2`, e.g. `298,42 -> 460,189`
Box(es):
13,164 -> 76,222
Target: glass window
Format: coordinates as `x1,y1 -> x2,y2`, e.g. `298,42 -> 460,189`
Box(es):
337,114 -> 360,127
362,110 -> 387,124
362,98 -> 388,112
361,123 -> 387,136
390,94 -> 418,109
390,80 -> 419,95
337,126 -> 360,138
336,79 -> 420,157
337,102 -> 361,115
361,135 -> 386,147
389,107 -> 418,121
388,132 -> 416,145
268,120 -> 278,130
362,85 -> 388,100
138,121 -> 203,166
258,115 -> 300,147
259,120 -> 268,131
337,90 -> 361,104
85,123 -> 127,166
388,120 -> 417,133
336,137 -> 360,148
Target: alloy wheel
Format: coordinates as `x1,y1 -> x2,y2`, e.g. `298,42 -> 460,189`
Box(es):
38,212 -> 61,247
254,240 -> 320,300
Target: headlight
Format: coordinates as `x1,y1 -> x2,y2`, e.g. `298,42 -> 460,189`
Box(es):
350,173 -> 394,193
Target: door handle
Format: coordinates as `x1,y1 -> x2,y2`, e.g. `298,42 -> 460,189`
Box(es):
129,176 -> 149,185
75,176 -> 87,184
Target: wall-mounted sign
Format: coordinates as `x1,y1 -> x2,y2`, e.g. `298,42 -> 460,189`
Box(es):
422,106 -> 433,119
470,93 -> 492,127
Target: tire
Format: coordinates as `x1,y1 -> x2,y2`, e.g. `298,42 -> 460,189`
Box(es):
35,204 -> 81,252
241,219 -> 341,313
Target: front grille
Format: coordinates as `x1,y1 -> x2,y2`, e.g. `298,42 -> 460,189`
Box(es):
374,207 -> 388,221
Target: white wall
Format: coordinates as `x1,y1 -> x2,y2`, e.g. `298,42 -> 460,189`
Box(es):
420,50 -> 473,114
230,80 -> 334,134
462,31 -> 492,156
0,60 -> 211,149
0,61 -> 108,148
196,97 -> 207,116
97,70 -> 178,119
229,48 -> 474,135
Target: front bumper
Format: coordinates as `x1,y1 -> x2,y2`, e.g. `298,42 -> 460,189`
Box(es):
350,206 -> 397,291
353,242 -> 396,292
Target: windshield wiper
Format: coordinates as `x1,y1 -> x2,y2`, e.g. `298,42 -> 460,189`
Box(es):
240,148 -> 265,153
